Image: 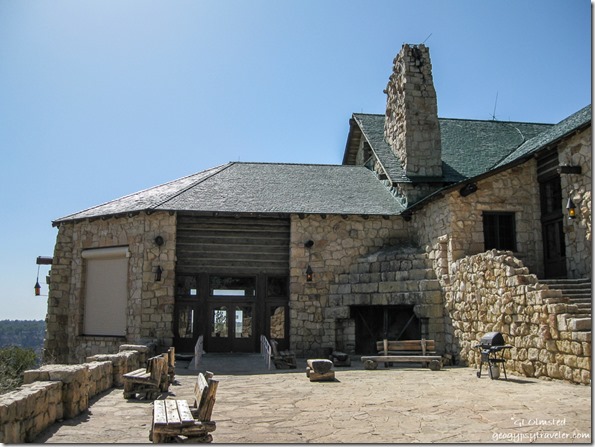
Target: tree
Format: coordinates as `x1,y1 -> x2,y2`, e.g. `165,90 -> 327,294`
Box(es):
0,346 -> 38,395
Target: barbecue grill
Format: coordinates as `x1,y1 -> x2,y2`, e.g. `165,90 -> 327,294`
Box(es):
474,332 -> 512,380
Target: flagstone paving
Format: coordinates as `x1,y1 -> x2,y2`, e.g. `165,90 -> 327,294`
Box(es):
35,354 -> 591,444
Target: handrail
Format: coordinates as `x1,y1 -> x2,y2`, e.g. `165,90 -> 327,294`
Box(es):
260,335 -> 272,370
193,335 -> 204,369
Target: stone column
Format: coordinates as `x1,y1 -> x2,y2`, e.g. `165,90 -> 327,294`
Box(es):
384,44 -> 442,178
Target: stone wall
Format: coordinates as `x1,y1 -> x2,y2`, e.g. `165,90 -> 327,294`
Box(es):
559,127 -> 592,278
289,214 -> 412,356
412,137 -> 591,384
45,212 -> 176,364
0,381 -> 63,443
0,346 -> 145,444
416,159 -> 543,278
444,250 -> 590,385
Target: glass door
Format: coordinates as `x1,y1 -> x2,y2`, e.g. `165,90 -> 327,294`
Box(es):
207,276 -> 256,352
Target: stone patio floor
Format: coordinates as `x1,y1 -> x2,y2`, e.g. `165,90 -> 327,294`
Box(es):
34,353 -> 591,444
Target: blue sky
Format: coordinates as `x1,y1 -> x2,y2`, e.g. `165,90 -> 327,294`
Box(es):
0,0 -> 591,320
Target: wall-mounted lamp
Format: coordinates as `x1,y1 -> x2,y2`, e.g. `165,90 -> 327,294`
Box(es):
155,265 -> 163,282
34,256 -> 52,297
459,183 -> 478,197
154,236 -> 164,246
566,198 -> 577,219
306,265 -> 313,282
304,240 -> 314,281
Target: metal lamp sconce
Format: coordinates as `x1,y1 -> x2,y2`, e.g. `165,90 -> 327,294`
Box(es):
558,166 -> 582,220
155,265 -> 163,282
304,240 -> 314,282
566,198 -> 577,220
34,277 -> 41,296
154,236 -> 164,282
34,256 -> 52,296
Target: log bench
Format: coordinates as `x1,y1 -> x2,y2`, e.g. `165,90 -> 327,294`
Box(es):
329,350 -> 351,367
150,372 -> 219,443
306,359 -> 335,382
361,339 -> 442,370
123,354 -> 169,400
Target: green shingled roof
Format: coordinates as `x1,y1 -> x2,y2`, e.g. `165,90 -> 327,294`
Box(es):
495,104 -> 591,168
53,163 -> 406,224
55,105 -> 590,225
351,113 -> 554,183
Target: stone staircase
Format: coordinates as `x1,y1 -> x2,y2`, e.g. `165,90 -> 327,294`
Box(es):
541,278 -> 592,317
541,278 -> 592,332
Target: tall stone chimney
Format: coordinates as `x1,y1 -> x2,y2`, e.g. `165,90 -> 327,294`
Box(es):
384,44 -> 442,178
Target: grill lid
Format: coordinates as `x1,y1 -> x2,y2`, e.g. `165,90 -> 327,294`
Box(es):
479,331 -> 505,347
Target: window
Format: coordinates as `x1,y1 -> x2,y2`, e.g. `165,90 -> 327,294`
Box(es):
82,247 -> 129,336
483,212 -> 516,251
209,276 -> 255,297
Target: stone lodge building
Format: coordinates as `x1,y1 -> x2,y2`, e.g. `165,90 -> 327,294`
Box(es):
44,44 -> 592,384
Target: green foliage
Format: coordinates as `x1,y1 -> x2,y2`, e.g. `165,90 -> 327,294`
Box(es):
0,320 -> 45,351
0,345 -> 38,394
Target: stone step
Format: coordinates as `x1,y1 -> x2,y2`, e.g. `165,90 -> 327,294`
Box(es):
540,278 -> 591,317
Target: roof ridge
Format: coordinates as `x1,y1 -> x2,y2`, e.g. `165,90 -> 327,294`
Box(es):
149,162 -> 233,210
439,117 -> 554,126
228,161 -> 358,168
354,112 -> 555,126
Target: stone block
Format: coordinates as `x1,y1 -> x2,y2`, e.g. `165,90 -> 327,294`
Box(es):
23,369 -> 50,384
568,318 -> 591,331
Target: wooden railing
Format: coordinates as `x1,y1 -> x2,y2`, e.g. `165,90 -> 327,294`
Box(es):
260,335 -> 272,370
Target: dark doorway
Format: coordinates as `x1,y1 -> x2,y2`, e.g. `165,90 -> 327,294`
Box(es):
173,273 -> 289,354
351,305 -> 421,354
539,176 -> 567,278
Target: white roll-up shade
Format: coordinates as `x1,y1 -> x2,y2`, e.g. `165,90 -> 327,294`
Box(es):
82,246 -> 129,260
83,246 -> 129,336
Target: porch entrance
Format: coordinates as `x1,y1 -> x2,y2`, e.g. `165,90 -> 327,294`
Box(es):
174,274 -> 290,354
173,213 -> 290,354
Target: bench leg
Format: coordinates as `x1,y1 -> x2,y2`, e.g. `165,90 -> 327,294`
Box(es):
123,381 -> 135,399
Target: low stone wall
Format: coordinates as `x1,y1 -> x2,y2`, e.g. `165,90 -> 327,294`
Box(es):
86,350 -> 142,387
0,346 -> 147,443
444,250 -> 591,385
0,381 -> 62,443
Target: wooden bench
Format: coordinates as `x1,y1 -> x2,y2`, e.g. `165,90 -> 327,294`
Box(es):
270,340 -> 297,369
150,372 -> 219,443
361,339 -> 442,370
123,354 -> 169,400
